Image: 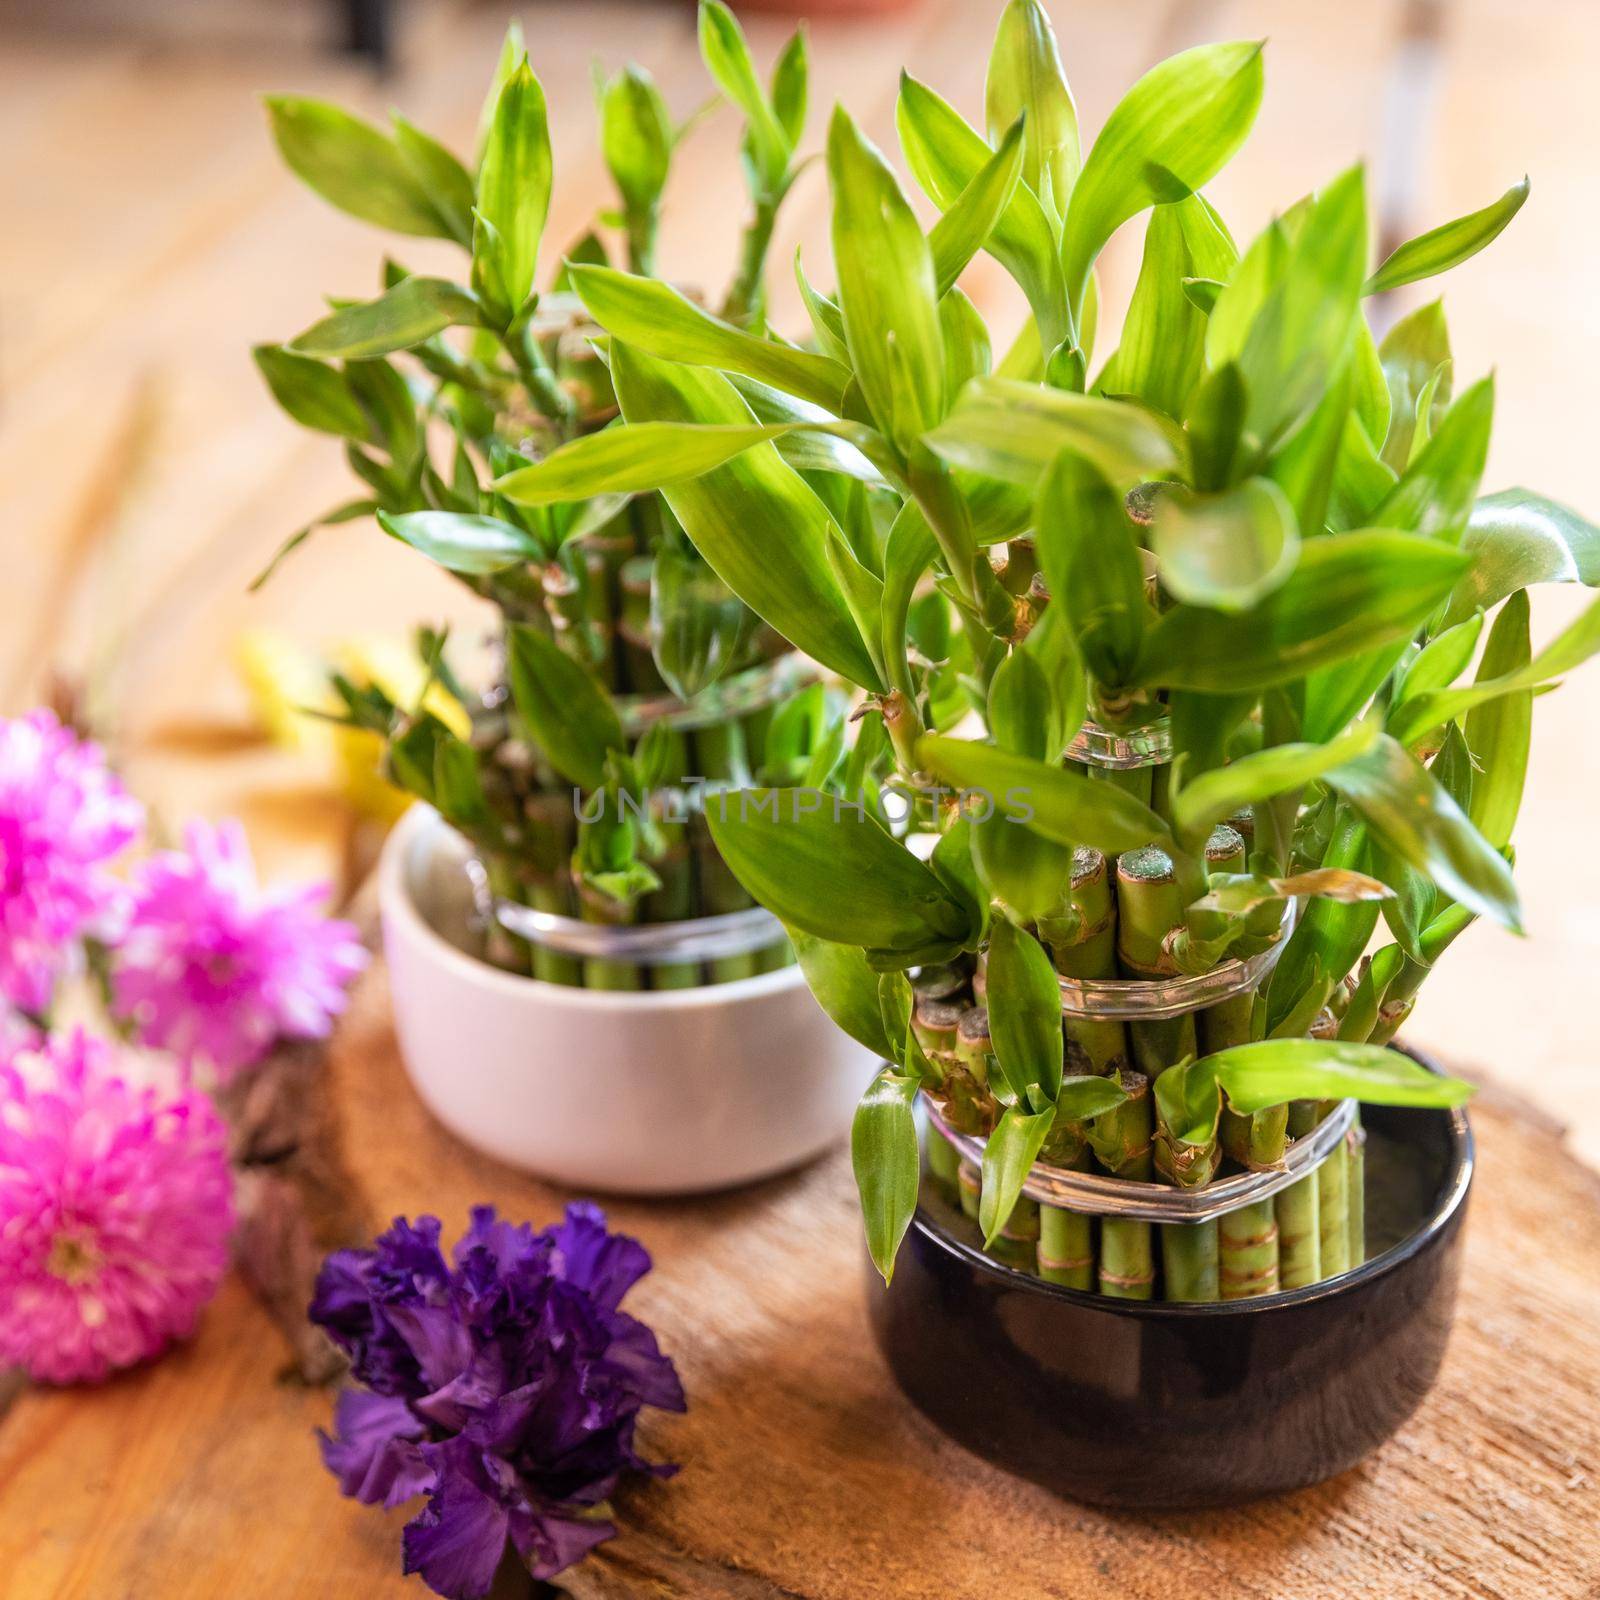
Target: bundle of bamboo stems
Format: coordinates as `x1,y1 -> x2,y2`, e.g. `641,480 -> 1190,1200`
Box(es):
913,778 -> 1372,1304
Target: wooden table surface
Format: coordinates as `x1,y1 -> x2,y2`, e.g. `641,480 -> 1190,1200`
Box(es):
3,0 -> 1600,1593
3,960 -> 1599,1599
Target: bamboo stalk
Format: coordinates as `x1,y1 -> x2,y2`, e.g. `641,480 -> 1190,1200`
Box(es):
957,1157 -> 982,1223
1089,1067 -> 1154,1300
618,555 -> 666,696
1316,1097 -> 1352,1279
926,1124 -> 962,1207
1038,1180 -> 1095,1291
990,1196 -> 1041,1273
1114,845 -> 1196,1078
1099,1216 -> 1155,1301
577,880 -> 642,992
1276,1100 -> 1323,1288
641,726 -> 700,990
1162,1222 -> 1219,1303
1347,1112 -> 1367,1268
521,793 -> 581,986
1219,1199 -> 1281,1299
1037,847 -> 1129,1078
911,995 -> 964,1073
691,719 -> 758,983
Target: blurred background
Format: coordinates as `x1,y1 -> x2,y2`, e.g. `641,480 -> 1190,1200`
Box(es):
3,0 -> 1598,1152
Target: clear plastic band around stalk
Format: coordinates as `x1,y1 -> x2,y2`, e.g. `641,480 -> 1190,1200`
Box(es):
924,1093 -> 1357,1224
1056,897 -> 1297,1020
1065,716 -> 1173,770
617,652 -> 816,737
486,890 -> 784,966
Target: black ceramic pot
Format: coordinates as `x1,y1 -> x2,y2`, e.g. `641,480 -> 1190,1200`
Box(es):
868,1099 -> 1472,1508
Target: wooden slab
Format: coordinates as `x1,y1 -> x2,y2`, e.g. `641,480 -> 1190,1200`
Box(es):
3,958 -> 1597,1599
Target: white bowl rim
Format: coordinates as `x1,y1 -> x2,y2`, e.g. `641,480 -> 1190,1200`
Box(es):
380,804 -> 808,1012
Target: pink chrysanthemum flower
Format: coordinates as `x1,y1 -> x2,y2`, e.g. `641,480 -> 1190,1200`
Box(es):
0,1029 -> 234,1384
0,710 -> 143,1015
112,820 -> 367,1081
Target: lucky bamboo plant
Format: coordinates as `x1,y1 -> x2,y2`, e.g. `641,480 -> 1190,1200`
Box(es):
493,0 -> 1600,1300
254,4 -> 832,988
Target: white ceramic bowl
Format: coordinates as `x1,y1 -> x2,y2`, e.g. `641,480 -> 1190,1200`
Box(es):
378,805 -> 875,1195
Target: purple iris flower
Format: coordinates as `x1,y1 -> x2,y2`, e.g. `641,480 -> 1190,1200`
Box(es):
310,1204 -> 684,1598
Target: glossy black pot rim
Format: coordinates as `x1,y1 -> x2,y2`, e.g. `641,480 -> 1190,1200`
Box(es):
915,1102 -> 1473,1319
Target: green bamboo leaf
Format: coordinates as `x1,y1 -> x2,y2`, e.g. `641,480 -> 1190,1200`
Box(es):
1265,804 -> 1377,1029
1185,361 -> 1249,491
432,734 -> 490,830
1377,300 -> 1452,472
917,735 -> 1169,855
1019,603 -> 1087,760
792,930 -> 893,1057
880,503 -> 940,697
572,264 -> 850,412
379,510 -> 544,575
1097,196 -> 1235,418
972,808 -> 1074,923
985,0 -> 1080,211
1151,477 -> 1299,613
987,920 -> 1066,1100
650,539 -> 748,699
826,530 -> 889,689
1439,489 -> 1600,628
1136,532 -> 1469,692
853,1069 -> 922,1283
288,277 -> 482,360
828,107 -> 945,451
1350,318 -> 1392,451
1327,412 -> 1398,536
506,623 -> 625,791
987,648 -> 1053,761
928,117 -> 1026,299
699,0 -> 790,188
1364,177 -> 1529,295
1374,375 -> 1493,543
494,422 -> 795,503
940,288 -> 993,399
477,60 -> 552,313
265,96 -> 451,238
924,377 -> 1181,489
1061,41 -> 1265,320
253,345 -> 371,440
1192,866 -> 1392,917
1152,1059 -> 1224,1149
979,1104 -> 1056,1247
770,28 -> 808,150
1393,611 -> 1484,705
1056,1076 -> 1130,1121
1206,216 -> 1289,372
704,788 -> 975,953
389,114 -> 475,248
1236,164 -> 1368,448
600,65 -> 673,213
1208,1039 -> 1474,1114
610,342 -> 882,690
728,376 -> 894,486
1172,720 -> 1378,853
1388,589 -> 1600,746
1323,732 -> 1521,931
794,249 -> 849,365
896,72 -> 1070,349
1034,450 -> 1147,686
1264,365 -> 1352,536
346,357 -> 418,462
1371,835 -> 1436,961
1464,590 -> 1532,850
